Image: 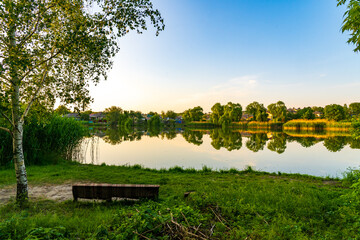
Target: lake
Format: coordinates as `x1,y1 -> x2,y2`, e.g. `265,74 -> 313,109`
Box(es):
75,127 -> 360,178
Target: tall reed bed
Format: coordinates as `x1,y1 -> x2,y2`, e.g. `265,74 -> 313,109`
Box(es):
0,115 -> 87,167
247,121 -> 283,130
284,119 -> 351,131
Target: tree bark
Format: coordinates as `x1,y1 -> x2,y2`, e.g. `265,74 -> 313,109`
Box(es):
9,23 -> 29,203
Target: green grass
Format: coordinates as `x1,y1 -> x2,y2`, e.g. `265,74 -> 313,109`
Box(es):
0,162 -> 357,239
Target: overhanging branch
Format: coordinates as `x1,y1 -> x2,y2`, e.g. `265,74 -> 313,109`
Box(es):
19,49 -> 61,83
0,126 -> 12,137
0,109 -> 14,129
21,67 -> 49,122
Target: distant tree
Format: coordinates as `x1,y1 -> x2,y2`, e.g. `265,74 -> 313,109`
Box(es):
55,105 -> 70,116
324,104 -> 346,121
245,102 -> 267,122
211,103 -> 224,124
105,106 -> 123,126
338,0 -> 360,52
297,107 -> 315,120
183,106 -> 204,122
267,101 -> 287,122
349,102 -> 360,116
312,106 -> 325,113
80,110 -> 92,121
165,110 -> 177,119
224,102 -> 242,122
302,108 -> 315,120
148,111 -> 158,116
161,111 -> 166,119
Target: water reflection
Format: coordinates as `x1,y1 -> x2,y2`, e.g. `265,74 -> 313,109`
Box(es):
209,128 -> 242,151
267,133 -> 287,154
85,127 -> 360,154
74,127 -> 360,177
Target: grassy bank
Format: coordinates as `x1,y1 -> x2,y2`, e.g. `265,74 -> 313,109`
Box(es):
1,162 -> 358,239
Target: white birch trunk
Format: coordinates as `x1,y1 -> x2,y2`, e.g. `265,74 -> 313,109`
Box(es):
9,23 -> 29,203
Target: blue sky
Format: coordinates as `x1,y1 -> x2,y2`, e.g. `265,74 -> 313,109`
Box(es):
89,0 -> 360,113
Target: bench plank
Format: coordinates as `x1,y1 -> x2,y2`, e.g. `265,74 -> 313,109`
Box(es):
72,184 -> 159,201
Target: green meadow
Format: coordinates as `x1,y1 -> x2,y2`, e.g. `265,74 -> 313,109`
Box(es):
1,162 -> 359,239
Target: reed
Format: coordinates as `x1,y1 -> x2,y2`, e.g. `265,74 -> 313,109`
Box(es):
0,115 -> 87,166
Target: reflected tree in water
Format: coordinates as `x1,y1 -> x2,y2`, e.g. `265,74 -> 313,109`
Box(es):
182,130 -> 204,146
323,137 -> 347,152
267,133 -> 287,154
348,137 -> 360,149
160,130 -> 177,140
296,137 -> 317,148
246,133 -> 268,152
147,126 -> 161,137
103,127 -> 124,145
103,127 -> 144,145
210,128 -> 242,151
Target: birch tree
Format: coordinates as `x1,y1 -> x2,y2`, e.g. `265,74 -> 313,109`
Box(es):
0,0 -> 164,203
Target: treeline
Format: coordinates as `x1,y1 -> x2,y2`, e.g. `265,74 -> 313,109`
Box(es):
55,101 -> 360,131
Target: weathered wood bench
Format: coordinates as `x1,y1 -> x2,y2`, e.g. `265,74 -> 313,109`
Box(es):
72,184 -> 160,201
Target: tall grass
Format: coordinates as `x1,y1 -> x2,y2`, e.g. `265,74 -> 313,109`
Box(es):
247,121 -> 283,130
284,119 -> 351,131
0,115 -> 87,167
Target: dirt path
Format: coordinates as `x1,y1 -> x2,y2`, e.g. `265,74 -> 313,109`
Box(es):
0,184 -> 74,205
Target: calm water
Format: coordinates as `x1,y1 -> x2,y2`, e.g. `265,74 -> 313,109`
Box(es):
75,128 -> 360,178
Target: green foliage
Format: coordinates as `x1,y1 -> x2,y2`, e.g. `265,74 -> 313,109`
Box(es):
25,226 -> 69,240
54,105 -> 71,116
324,104 -> 346,121
183,106 -> 204,122
165,110 -> 177,119
351,120 -> 360,139
210,102 -> 242,126
211,103 -> 224,124
104,106 -> 123,126
338,0 -> 360,52
0,115 -> 86,166
245,102 -> 267,121
295,107 -> 316,120
349,102 -> 360,116
267,101 -> 287,122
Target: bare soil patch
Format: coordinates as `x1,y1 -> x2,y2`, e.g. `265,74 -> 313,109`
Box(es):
0,184 -> 74,205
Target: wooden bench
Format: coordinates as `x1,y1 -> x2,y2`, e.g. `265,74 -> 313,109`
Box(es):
72,184 -> 160,201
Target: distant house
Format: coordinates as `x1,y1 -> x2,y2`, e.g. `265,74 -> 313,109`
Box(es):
314,111 -> 323,118
287,107 -> 300,114
241,113 -> 253,121
89,112 -> 106,121
175,116 -> 184,124
65,113 -> 80,120
267,111 -> 273,121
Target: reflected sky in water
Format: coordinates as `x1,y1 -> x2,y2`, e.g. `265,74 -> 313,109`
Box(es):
77,129 -> 360,178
